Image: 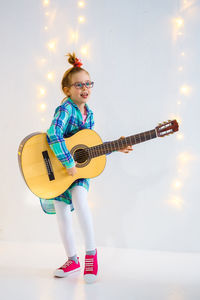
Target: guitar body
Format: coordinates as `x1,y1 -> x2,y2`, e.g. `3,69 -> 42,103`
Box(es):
18,129 -> 106,199
18,120 -> 179,200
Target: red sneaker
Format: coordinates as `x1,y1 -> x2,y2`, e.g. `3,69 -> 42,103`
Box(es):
84,249 -> 98,283
54,258 -> 81,277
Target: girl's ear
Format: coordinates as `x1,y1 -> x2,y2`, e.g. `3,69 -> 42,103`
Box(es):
63,87 -> 71,97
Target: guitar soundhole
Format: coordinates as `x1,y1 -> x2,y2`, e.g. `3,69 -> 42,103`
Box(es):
71,145 -> 91,168
74,149 -> 88,163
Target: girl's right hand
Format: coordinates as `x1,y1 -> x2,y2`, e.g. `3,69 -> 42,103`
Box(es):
67,163 -> 77,176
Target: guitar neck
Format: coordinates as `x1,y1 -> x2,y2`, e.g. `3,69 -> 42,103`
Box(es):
88,129 -> 157,158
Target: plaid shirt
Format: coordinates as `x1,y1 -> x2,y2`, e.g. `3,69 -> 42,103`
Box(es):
40,97 -> 95,214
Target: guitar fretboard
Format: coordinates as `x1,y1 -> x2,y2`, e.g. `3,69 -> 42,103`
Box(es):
87,129 -> 157,158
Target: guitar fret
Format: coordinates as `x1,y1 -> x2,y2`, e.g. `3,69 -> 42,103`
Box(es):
88,129 -> 157,158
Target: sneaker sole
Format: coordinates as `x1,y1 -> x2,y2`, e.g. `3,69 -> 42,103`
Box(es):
84,274 -> 97,284
54,267 -> 81,278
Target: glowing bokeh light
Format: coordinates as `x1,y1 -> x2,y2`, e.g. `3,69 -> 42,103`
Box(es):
178,152 -> 193,164
175,18 -> 184,27
177,133 -> 184,140
39,88 -> 46,96
78,1 -> 85,7
178,66 -> 183,71
47,41 -> 56,51
177,31 -> 184,36
80,46 -> 88,56
180,85 -> 190,95
71,31 -> 79,43
43,0 -> 49,6
168,195 -> 183,209
78,16 -> 85,23
47,72 -> 54,80
173,180 -> 182,189
39,103 -> 47,111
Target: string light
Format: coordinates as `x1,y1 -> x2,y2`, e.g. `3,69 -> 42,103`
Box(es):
168,195 -> 183,209
43,0 -> 49,6
181,51 -> 185,56
39,103 -> 47,111
39,87 -> 46,96
173,180 -> 182,189
175,18 -> 184,27
44,26 -> 48,31
178,66 -> 183,71
178,152 -> 193,164
78,16 -> 85,23
47,72 -> 54,81
180,85 -> 190,95
47,40 -> 56,51
78,1 -> 85,7
176,133 -> 184,140
80,46 -> 88,56
70,30 -> 79,43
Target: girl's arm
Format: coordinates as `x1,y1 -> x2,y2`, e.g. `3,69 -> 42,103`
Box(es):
47,106 -> 76,170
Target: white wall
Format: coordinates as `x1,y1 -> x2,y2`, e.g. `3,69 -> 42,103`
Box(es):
1,0 -> 200,252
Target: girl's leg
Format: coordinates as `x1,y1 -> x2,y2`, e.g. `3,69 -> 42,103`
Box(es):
53,200 -> 77,258
71,186 -> 96,252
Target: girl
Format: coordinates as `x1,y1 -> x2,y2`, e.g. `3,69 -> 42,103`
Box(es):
40,52 -> 133,284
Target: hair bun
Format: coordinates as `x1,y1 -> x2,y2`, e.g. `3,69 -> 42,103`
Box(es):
67,52 -> 83,68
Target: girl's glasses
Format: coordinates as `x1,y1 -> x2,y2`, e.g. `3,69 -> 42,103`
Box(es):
70,81 -> 94,89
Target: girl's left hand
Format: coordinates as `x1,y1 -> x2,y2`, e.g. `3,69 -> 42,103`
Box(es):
118,136 -> 133,153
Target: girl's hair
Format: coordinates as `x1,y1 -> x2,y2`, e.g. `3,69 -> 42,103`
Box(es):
61,52 -> 89,103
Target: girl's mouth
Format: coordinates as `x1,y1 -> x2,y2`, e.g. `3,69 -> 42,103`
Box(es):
80,92 -> 88,99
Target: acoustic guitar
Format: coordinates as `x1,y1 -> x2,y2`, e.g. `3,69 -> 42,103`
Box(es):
18,120 -> 179,199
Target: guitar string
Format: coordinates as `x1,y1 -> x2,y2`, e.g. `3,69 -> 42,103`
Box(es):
74,131 -> 157,160
73,130 -> 157,161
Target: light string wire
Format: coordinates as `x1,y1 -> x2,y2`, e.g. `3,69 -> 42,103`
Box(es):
168,0 -> 196,209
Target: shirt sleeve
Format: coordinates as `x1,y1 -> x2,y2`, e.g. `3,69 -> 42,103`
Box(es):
46,105 -> 75,169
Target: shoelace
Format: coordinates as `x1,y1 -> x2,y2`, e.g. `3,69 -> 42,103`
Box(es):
62,260 -> 73,268
85,257 -> 94,272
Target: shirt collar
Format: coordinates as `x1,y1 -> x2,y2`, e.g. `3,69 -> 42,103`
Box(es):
67,97 -> 92,115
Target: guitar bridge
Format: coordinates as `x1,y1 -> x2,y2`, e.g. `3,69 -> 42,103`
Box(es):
42,151 -> 55,181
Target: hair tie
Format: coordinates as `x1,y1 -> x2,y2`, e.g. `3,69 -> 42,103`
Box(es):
74,57 -> 83,68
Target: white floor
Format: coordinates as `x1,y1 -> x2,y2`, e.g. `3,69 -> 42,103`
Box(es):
1,241 -> 200,300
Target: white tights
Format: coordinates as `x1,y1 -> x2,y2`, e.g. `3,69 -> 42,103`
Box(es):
54,186 -> 96,258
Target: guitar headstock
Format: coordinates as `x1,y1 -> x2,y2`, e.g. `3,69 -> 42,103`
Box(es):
156,119 -> 179,137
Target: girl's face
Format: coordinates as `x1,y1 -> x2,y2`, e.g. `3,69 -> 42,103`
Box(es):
64,71 -> 93,108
